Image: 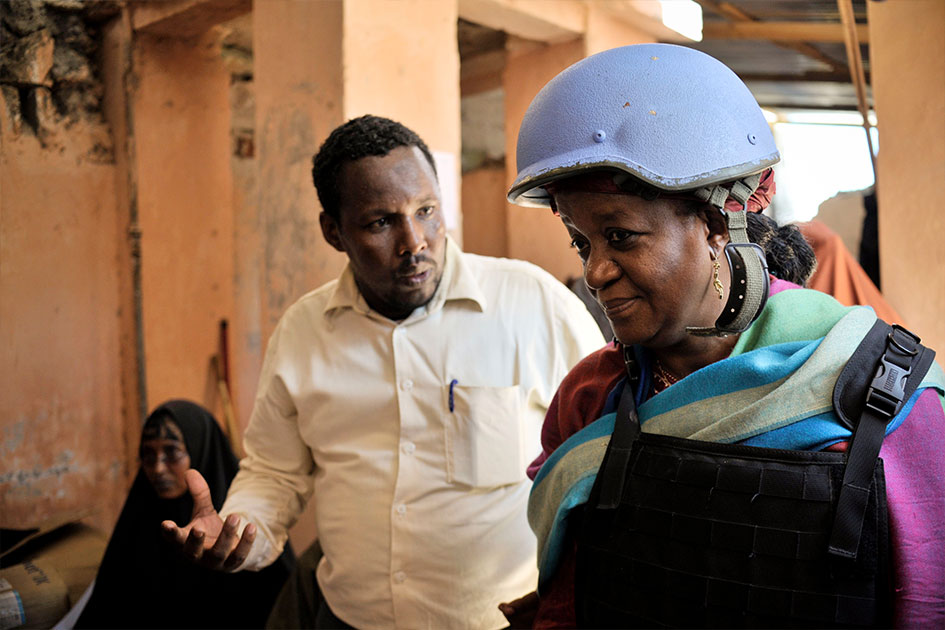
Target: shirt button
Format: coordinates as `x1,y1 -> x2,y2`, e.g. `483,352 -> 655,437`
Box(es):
396,504 -> 407,515
393,571 -> 407,584
401,379 -> 414,391
402,441 -> 416,455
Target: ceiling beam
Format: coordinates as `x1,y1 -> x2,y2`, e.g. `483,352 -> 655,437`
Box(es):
591,0 -> 700,43
739,71 -> 870,84
697,0 -> 850,77
751,101 -> 863,112
132,0 -> 251,37
457,0 -> 584,43
461,50 -> 506,95
703,21 -> 869,43
696,1 -> 849,76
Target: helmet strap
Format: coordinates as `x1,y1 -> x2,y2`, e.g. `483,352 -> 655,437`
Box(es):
686,174 -> 770,337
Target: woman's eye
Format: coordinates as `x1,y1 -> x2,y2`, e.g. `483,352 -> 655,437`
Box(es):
418,206 -> 435,217
569,238 -> 590,258
165,448 -> 186,462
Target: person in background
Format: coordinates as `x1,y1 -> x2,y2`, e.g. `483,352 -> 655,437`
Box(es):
799,218 -> 904,324
506,44 -> 945,628
76,400 -> 294,629
162,116 -> 605,629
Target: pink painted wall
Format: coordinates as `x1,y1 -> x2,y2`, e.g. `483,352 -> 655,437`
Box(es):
229,75 -> 263,433
254,0 -> 346,344
133,30 -> 236,417
868,0 -> 945,354
583,5 -> 655,56
462,166 -> 509,257
1,92 -> 129,533
343,0 -> 460,156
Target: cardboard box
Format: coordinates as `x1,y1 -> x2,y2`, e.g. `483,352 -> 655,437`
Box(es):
0,560 -> 69,630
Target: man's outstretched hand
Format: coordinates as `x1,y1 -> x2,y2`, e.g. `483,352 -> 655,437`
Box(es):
161,469 -> 256,572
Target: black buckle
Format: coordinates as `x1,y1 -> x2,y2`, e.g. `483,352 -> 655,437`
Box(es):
864,325 -> 921,420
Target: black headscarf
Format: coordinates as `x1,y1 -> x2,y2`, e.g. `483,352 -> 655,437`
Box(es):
77,400 -> 295,629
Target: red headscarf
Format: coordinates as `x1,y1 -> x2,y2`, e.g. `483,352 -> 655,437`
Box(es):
545,167 -> 776,213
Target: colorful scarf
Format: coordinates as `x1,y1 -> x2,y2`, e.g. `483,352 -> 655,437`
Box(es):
528,289 -> 944,591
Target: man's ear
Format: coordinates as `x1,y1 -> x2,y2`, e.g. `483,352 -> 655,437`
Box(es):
319,212 -> 346,253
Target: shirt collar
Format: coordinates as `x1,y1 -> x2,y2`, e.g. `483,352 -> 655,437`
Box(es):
323,236 -> 487,319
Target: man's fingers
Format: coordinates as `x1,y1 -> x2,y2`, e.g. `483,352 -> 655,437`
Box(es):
204,514 -> 241,569
222,522 -> 256,572
183,526 -> 207,560
161,520 -> 187,546
185,469 -> 215,518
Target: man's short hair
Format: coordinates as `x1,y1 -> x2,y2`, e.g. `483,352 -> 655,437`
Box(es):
312,115 -> 438,220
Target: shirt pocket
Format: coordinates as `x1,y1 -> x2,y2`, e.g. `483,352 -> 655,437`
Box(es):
444,384 -> 526,488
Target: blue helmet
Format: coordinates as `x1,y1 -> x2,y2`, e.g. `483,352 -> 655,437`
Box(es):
509,44 -> 779,336
508,43 -> 778,208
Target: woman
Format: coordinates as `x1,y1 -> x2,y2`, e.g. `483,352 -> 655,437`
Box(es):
506,44 -> 945,628
77,400 -> 295,629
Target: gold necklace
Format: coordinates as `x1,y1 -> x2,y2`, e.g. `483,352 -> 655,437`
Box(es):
652,359 -> 680,393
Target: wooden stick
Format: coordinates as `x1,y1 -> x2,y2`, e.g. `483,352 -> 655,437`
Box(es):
212,355 -> 243,458
837,0 -> 878,182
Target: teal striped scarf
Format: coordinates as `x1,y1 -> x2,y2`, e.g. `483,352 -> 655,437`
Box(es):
528,288 -> 945,590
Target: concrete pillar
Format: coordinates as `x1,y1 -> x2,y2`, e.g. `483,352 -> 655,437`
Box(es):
253,1 -> 345,341
503,38 -> 585,282
584,4 -> 655,56
462,166 -> 508,257
343,0 -> 460,158
133,29 -> 236,413
868,0 -> 945,352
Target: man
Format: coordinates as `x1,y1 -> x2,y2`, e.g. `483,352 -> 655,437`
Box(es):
162,115 -> 604,629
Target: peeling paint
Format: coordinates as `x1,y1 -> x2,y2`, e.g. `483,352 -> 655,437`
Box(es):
0,450 -> 79,488
1,421 -> 26,455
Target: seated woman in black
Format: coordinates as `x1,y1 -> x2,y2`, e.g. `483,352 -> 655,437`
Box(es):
77,400 -> 295,629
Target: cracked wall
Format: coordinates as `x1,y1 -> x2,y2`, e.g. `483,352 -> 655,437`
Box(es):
1,0 -> 132,533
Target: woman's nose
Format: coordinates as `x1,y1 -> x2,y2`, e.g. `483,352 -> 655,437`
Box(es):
583,247 -> 620,291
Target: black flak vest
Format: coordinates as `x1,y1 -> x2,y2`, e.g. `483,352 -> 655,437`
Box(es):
575,321 -> 934,629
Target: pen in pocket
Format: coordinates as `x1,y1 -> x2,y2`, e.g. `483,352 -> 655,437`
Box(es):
448,379 -> 458,412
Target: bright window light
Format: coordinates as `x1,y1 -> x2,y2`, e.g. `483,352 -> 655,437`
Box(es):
762,108 -> 779,124
768,116 -> 878,225
782,110 -> 878,126
660,0 -> 703,42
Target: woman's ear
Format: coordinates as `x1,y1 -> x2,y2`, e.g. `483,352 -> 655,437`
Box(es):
702,206 -> 730,251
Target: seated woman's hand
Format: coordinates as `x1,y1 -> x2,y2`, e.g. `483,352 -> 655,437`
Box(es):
499,591 -> 539,629
161,469 -> 256,571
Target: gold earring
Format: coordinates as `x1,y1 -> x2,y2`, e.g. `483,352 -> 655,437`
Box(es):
711,251 -> 724,300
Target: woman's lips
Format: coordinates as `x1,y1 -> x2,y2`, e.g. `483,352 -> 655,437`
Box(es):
602,297 -> 638,318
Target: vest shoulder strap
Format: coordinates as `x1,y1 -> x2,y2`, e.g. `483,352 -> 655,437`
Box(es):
828,320 -> 935,559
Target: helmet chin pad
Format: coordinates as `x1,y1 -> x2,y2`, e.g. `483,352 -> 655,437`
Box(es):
687,217 -> 770,338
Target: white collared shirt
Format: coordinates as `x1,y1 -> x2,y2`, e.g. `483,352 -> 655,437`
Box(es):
221,238 -> 604,629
